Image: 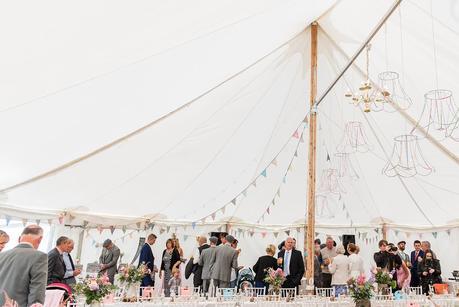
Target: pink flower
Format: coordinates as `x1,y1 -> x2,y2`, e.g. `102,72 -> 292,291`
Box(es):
89,281 -> 99,291
356,274 -> 366,285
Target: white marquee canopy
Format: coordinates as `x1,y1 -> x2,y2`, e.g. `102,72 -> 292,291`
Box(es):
0,0 -> 458,233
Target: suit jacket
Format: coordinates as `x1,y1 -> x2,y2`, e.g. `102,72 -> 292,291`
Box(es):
160,248 -> 181,271
253,255 -> 277,282
193,244 -> 210,286
278,249 -> 305,286
139,243 -> 155,271
47,247 -> 66,284
210,244 -> 238,282
410,250 -> 425,271
99,245 -> 120,280
0,243 -> 48,307
199,246 -> 217,280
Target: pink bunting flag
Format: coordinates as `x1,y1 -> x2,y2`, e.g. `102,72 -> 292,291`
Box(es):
58,215 -> 64,224
261,232 -> 267,238
272,159 -> 278,166
292,130 -> 300,139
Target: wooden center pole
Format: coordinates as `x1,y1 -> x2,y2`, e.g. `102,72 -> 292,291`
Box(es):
305,21 -> 318,281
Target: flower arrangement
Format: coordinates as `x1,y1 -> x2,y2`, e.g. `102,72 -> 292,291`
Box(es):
374,269 -> 397,289
263,268 -> 286,294
347,275 -> 373,303
118,263 -> 149,285
73,274 -> 117,305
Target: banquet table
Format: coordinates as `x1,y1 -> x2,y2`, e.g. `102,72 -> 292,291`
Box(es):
73,296 -> 459,307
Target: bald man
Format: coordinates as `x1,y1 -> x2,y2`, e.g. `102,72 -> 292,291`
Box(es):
192,236 -> 210,287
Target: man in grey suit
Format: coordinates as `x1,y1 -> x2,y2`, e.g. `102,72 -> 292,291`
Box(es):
99,239 -> 120,284
210,235 -> 238,288
0,225 -> 47,307
47,236 -> 71,284
199,236 -> 218,293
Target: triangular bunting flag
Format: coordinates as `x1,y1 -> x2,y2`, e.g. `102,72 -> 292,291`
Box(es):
5,216 -> 11,226
266,207 -> 270,214
160,228 -> 165,234
58,215 -> 64,224
273,232 -> 279,238
252,180 -> 257,188
432,232 -> 438,239
22,219 -> 27,227
249,231 -> 254,237
304,116 -> 308,124
326,152 -> 331,161
136,222 -> 141,229
191,222 -> 196,230
282,176 -> 286,184
285,230 -> 290,236
46,219 -> 52,226
288,164 -> 293,172
231,199 -> 237,206
338,235 -> 343,242
296,227 -> 301,233
300,134 -> 305,143
68,215 -> 75,222
122,226 -> 127,233
211,212 -> 216,221
277,189 -> 281,197
36,219 -> 40,225
150,223 -> 155,230
272,159 -> 278,166
446,229 -> 451,236
166,226 -> 170,233
272,199 -> 275,206
261,232 -> 267,238
261,169 -> 267,177
292,130 -> 300,139
294,150 -> 298,157
242,190 -> 247,197
221,206 -> 226,215
315,232 -> 319,237
83,221 -> 89,228
394,230 -> 399,237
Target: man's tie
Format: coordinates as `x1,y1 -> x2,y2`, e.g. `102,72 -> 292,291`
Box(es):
284,251 -> 290,276
68,253 -> 75,270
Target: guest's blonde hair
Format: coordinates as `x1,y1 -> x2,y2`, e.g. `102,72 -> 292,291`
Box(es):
336,244 -> 346,254
266,244 -> 276,256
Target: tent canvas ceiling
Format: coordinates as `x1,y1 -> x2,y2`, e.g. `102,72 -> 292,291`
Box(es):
0,0 -> 458,231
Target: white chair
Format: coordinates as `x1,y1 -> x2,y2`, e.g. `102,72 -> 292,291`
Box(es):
316,287 -> 335,297
138,286 -> 155,301
241,287 -> 265,297
216,287 -> 237,300
373,294 -> 393,301
179,286 -> 200,296
280,287 -> 296,298
409,286 -> 423,296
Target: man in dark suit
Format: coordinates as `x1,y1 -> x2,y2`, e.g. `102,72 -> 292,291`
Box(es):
48,236 -> 71,284
278,237 -> 304,291
410,240 -> 425,287
139,234 -> 157,287
0,225 -> 48,307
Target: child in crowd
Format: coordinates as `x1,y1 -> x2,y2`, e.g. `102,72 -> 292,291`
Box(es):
168,262 -> 182,296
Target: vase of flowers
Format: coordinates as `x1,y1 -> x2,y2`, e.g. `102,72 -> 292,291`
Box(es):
73,274 -> 117,306
118,263 -> 149,299
264,268 -> 286,295
347,275 -> 373,307
374,269 -> 396,294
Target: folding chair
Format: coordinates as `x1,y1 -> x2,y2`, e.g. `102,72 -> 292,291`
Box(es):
241,287 -> 265,297
280,288 -> 296,298
316,287 -> 335,297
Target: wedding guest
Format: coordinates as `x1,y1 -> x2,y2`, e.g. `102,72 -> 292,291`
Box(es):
210,235 -> 238,288
168,262 -> 182,296
397,241 -> 410,267
410,240 -> 424,287
278,237 -> 304,291
418,250 -> 441,295
139,234 -> 157,287
160,239 -> 181,297
192,236 -> 209,288
0,230 -> 9,252
48,236 -> 71,284
373,240 -> 389,270
329,244 -> 350,296
229,239 -> 241,288
172,237 -> 184,258
253,244 -> 277,293
99,239 -> 120,284
389,245 -> 410,290
421,241 -> 437,259
314,240 -> 323,288
348,243 -> 364,278
0,225 -> 47,307
219,233 -> 228,245
63,239 -> 81,285
320,237 -> 337,288
199,236 -> 218,293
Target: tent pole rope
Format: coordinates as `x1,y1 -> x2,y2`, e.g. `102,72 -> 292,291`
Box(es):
314,0 -> 403,107
319,27 -> 459,166
305,21 -> 318,281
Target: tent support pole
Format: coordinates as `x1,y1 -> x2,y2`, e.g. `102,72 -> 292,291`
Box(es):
382,223 -> 388,241
76,228 -> 85,260
305,21 -> 318,281
314,0 -> 403,108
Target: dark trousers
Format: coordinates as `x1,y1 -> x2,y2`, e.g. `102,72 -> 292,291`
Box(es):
410,268 -> 420,287
255,280 -> 269,295
322,273 -> 332,288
